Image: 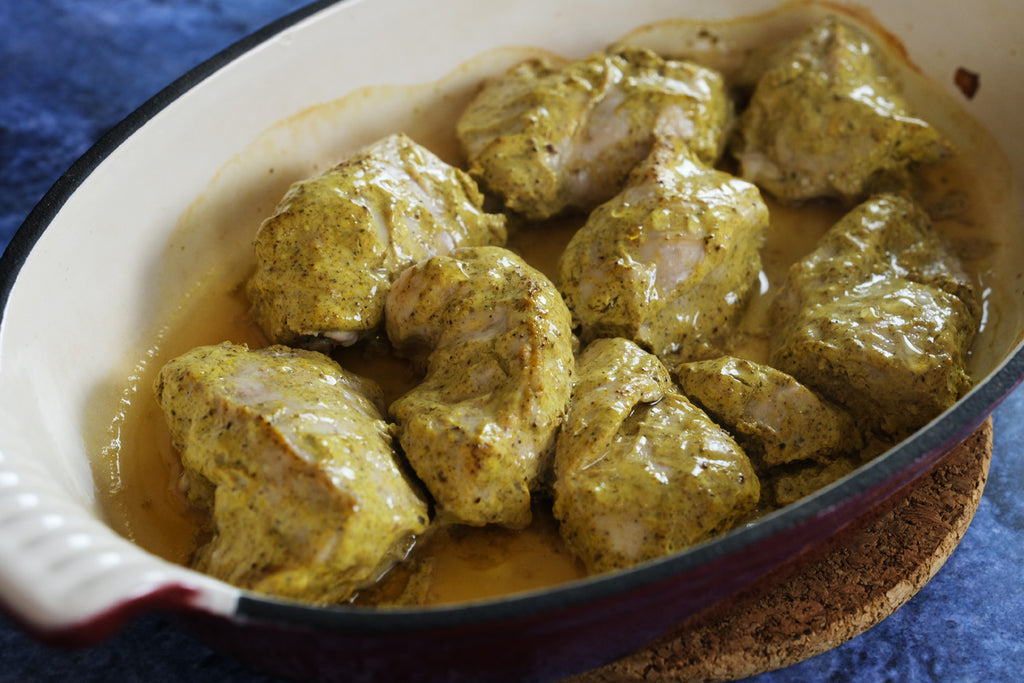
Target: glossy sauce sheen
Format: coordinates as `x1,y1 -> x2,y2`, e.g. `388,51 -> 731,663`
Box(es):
93,5 -> 1019,606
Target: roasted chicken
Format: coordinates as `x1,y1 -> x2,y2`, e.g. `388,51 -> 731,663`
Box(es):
553,338 -> 759,573
154,342 -> 428,604
771,194 -> 979,439
247,133 -> 506,347
732,17 -> 949,204
386,246 -> 575,529
558,137 -> 768,364
675,355 -> 862,469
457,48 -> 729,220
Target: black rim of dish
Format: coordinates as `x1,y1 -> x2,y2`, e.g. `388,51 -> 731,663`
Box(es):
1,0 -> 1021,634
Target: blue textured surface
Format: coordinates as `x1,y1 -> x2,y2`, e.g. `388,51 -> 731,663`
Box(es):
1,2 -> 1022,681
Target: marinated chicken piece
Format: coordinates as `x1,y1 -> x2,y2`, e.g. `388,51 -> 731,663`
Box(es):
732,17 -> 949,204
558,137 -> 768,364
154,342 -> 428,604
554,338 -> 759,574
675,356 -> 862,468
767,458 -> 861,509
457,48 -> 730,220
247,133 -> 506,347
386,246 -> 575,529
771,194 -> 979,439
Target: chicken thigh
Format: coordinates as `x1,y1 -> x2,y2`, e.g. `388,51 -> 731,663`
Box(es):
675,355 -> 863,509
247,133 -> 506,347
558,137 -> 768,364
770,194 -> 979,439
154,342 -> 429,604
554,338 -> 759,574
732,17 -> 949,204
674,355 -> 862,469
457,48 -> 729,220
385,246 -> 575,529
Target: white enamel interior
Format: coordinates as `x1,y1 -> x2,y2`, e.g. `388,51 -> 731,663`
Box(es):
1,0 -> 1022,635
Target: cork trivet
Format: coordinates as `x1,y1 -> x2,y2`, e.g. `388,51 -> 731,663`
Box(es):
571,417 -> 993,683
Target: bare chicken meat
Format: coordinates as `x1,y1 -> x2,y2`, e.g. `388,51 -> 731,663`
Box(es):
154,342 -> 429,604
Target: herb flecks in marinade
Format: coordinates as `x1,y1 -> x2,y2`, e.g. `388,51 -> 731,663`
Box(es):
770,194 -> 979,441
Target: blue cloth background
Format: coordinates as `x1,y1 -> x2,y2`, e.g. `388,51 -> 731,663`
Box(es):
1,2 -> 1022,681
